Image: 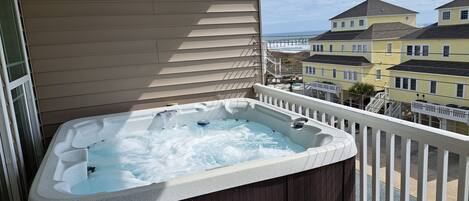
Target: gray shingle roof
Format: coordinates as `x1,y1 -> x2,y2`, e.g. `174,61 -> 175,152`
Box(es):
388,60 -> 469,77
330,0 -> 417,20
436,0 -> 469,9
313,22 -> 418,41
401,23 -> 469,39
303,55 -> 371,66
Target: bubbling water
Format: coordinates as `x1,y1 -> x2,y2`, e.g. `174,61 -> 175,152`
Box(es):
71,119 -> 305,195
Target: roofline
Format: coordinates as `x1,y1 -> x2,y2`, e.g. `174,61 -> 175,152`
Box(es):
389,69 -> 469,79
330,13 -> 419,21
436,5 -> 469,10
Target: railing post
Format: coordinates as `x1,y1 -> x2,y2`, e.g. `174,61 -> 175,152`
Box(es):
458,156 -> 469,201
401,137 -> 411,201
417,143 -> 429,201
372,129 -> 381,201
386,133 -> 396,201
436,149 -> 449,201
360,125 -> 368,201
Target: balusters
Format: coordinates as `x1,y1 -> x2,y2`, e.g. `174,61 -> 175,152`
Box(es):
436,149 -> 449,201
291,104 -> 296,113
359,125 -> 368,201
401,137 -> 411,201
339,119 -> 345,131
305,108 -> 310,117
313,110 -> 318,120
372,129 -> 381,201
458,155 -> 469,201
330,115 -> 335,127
386,133 -> 396,201
321,113 -> 327,123
351,122 -> 357,139
417,143 -> 429,201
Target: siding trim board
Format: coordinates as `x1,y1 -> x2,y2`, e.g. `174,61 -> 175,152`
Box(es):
21,0 -> 262,144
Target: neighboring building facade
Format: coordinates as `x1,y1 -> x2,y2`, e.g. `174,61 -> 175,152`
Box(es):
303,0 -> 418,108
303,0 -> 469,135
388,0 -> 469,134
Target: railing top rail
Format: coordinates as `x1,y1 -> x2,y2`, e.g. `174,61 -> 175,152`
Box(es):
412,101 -> 469,114
254,84 -> 469,155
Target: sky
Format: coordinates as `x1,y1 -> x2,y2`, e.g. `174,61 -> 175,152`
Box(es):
261,0 -> 450,34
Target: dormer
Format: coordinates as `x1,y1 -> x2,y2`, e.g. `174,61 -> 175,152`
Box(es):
330,0 -> 417,32
437,0 -> 469,26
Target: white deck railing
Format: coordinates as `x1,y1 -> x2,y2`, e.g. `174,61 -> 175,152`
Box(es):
412,101 -> 469,123
254,84 -> 469,201
306,82 -> 341,95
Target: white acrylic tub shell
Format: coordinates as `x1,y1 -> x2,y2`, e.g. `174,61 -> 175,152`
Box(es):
29,98 -> 357,201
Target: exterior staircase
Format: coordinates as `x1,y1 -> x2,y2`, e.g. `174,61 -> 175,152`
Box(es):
365,92 -> 388,113
386,101 -> 402,118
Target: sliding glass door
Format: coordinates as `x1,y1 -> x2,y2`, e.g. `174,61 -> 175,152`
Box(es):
0,0 -> 44,200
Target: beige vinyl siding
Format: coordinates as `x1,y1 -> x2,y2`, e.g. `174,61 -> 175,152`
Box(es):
21,0 -> 261,143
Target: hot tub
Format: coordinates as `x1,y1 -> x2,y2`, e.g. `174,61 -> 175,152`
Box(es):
29,98 -> 357,201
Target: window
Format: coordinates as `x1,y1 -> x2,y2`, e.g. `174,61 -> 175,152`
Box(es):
461,10 -> 468,20
395,77 -> 401,88
344,71 -> 348,80
430,81 -> 437,94
344,71 -> 357,81
341,45 -> 345,52
329,44 -> 333,52
353,71 -> 358,81
341,21 -> 345,28
457,84 -> 464,98
386,43 -> 392,55
358,45 -> 362,52
395,77 -> 417,91
333,22 -> 338,28
333,69 -> 337,78
443,45 -> 450,57
313,45 -> 317,52
410,79 -> 417,91
359,20 -> 365,26
320,45 -> 324,52
352,45 -> 357,52
363,45 -> 368,53
350,21 -> 355,27
376,69 -> 382,80
312,67 -> 316,75
422,45 -> 429,56
443,11 -> 451,20
403,78 -> 409,89
321,68 -> 325,76
414,45 -> 421,56
406,45 -> 413,56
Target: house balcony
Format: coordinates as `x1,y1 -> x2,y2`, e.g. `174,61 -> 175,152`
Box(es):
255,84 -> 469,201
411,101 -> 469,123
306,82 -> 342,95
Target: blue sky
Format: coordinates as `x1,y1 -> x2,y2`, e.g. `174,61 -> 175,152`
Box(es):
261,0 -> 450,34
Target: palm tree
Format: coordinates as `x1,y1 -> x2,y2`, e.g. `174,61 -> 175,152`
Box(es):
348,82 -> 376,109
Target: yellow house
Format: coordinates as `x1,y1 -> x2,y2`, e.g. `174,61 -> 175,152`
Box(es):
387,0 -> 469,134
303,0 -> 417,108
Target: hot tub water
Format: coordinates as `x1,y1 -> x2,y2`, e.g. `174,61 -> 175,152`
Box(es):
71,118 -> 305,195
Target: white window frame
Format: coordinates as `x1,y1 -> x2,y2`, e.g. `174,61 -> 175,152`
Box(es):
333,69 -> 337,78
352,45 -> 357,52
376,69 -> 382,80
395,77 -> 417,91
350,20 -> 355,27
0,0 -> 43,199
321,68 -> 325,76
406,45 -> 413,56
442,11 -> 451,20
341,45 -> 345,52
430,80 -> 437,94
359,19 -> 365,27
456,83 -> 465,98
333,21 -> 337,28
422,45 -> 430,56
386,43 -> 392,55
443,44 -> 451,58
341,21 -> 345,28
461,9 -> 468,20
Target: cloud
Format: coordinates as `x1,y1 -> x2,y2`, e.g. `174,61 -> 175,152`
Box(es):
261,0 -> 451,34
